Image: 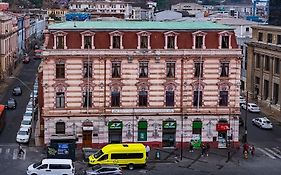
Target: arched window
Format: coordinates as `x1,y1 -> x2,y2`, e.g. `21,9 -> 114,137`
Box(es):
56,122 -> 65,134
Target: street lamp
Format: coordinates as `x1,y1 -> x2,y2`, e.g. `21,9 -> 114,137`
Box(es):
9,76 -> 35,141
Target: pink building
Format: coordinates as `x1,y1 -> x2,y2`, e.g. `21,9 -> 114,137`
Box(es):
40,21 -> 242,149
0,12 -> 18,80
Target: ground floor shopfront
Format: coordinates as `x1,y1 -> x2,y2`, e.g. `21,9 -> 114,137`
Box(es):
43,114 -> 240,149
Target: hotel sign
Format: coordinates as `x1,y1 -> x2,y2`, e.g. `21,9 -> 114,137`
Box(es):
111,108 -> 174,113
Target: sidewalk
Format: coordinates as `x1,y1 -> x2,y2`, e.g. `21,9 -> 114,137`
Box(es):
147,147 -> 240,164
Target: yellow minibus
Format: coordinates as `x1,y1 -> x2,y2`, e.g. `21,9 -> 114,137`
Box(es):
88,143 -> 146,170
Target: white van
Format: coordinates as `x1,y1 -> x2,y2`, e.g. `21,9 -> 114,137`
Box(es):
27,159 -> 75,175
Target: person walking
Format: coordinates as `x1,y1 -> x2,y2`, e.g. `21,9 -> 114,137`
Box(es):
250,145 -> 255,157
145,145 -> 150,158
189,143 -> 194,152
206,143 -> 210,157
18,144 -> 25,157
201,144 -> 206,157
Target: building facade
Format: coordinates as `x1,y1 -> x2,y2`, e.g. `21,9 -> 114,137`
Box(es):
41,21 -> 241,149
247,25 -> 281,115
68,0 -> 134,19
0,12 -> 18,80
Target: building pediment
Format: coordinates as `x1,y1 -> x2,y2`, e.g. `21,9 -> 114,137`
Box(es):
80,30 -> 95,36
52,31 -> 67,36
192,31 -> 207,36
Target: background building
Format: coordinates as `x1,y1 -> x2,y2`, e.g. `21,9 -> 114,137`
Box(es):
246,25 -> 281,116
41,21 -> 241,149
268,0 -> 281,26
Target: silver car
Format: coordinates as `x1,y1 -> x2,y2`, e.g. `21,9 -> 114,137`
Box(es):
84,165 -> 122,175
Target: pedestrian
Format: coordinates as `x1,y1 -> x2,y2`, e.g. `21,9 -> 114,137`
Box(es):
243,143 -> 249,154
250,145 -> 255,157
145,145 -> 150,158
201,143 -> 206,156
18,144 -> 24,157
189,143 -> 194,152
206,143 -> 210,157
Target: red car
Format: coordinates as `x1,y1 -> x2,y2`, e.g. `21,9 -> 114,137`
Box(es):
23,56 -> 30,64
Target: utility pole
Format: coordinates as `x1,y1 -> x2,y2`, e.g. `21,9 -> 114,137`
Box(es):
244,91 -> 248,143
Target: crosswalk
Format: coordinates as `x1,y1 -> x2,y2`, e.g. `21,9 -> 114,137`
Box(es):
256,147 -> 281,160
0,146 -> 27,160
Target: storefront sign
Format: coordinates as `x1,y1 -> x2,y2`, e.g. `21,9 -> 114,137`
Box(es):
108,121 -> 123,130
163,121 -> 176,129
216,123 -> 230,131
192,121 -> 202,129
138,121 -> 148,129
112,108 -> 174,113
82,126 -> 94,131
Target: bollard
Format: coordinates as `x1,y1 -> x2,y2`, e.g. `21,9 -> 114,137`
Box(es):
155,150 -> 160,160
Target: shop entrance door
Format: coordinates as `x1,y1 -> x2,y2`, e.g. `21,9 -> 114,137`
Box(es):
218,132 -> 227,148
109,130 -> 122,143
162,120 -> 177,147
82,131 -> 92,147
162,130 -> 176,147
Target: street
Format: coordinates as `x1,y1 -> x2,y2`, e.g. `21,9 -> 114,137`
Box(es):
0,60 -> 281,174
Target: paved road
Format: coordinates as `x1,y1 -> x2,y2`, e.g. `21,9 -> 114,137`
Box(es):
0,59 -> 40,144
241,108 -> 281,148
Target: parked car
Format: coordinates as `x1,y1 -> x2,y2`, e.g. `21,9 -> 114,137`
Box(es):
241,103 -> 260,113
23,110 -> 33,120
239,96 -> 246,106
20,118 -> 32,129
27,159 -> 75,175
84,165 -> 122,175
23,56 -> 30,64
16,127 -> 31,143
252,117 -> 273,129
5,98 -> 17,109
12,86 -> 22,96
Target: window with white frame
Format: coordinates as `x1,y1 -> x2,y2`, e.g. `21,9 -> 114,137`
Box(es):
220,62 -> 229,77
192,31 -> 207,49
165,85 -> 175,107
164,31 -> 178,49
81,31 -> 95,49
138,87 -> 148,107
56,91 -> 65,108
111,88 -> 120,107
53,31 -> 67,49
82,90 -> 92,108
112,61 -> 121,78
218,31 -> 232,49
110,31 -> 123,49
219,90 -> 228,106
139,61 -> 148,78
166,62 -> 175,78
83,61 -> 92,78
137,31 -> 151,49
